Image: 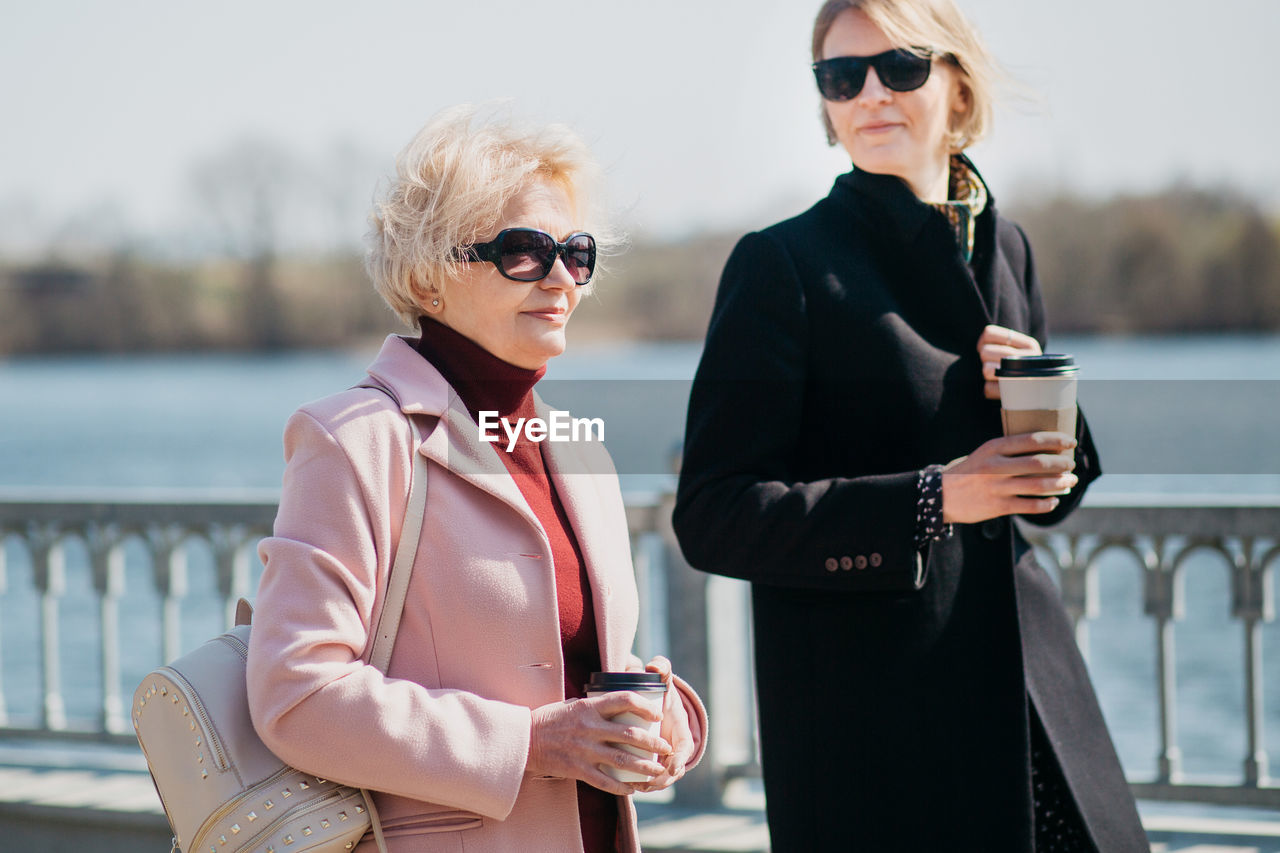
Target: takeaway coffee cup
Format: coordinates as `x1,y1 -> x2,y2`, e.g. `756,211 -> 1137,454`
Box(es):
995,354 -> 1079,496
585,671 -> 667,783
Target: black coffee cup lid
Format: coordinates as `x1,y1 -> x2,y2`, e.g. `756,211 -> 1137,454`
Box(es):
995,353 -> 1077,378
585,671 -> 665,692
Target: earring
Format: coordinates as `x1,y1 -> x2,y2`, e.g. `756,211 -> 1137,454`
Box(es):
431,298 -> 440,307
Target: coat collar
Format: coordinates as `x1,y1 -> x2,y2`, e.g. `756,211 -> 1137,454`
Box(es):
829,153 -> 999,332
833,166 -> 933,245
830,152 -> 996,248
365,333 -> 628,673
365,335 -> 543,536
365,334 -> 451,418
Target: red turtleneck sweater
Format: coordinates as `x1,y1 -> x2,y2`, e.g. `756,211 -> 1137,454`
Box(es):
414,317 -> 617,852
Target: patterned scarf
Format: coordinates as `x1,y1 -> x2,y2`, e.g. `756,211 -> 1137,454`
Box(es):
930,156 -> 988,263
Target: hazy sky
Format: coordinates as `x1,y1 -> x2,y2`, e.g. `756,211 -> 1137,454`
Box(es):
3,0 -> 1277,251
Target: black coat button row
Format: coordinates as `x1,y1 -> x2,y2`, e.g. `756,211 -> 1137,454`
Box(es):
824,553 -> 883,572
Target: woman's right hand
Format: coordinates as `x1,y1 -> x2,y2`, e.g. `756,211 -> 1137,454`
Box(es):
527,693 -> 672,796
941,432 -> 1078,525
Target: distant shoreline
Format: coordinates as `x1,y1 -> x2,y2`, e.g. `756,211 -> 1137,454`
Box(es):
3,185 -> 1277,355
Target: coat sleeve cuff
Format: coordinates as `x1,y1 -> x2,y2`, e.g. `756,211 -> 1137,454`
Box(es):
671,673 -> 709,770
802,470 -> 928,592
913,464 -> 954,548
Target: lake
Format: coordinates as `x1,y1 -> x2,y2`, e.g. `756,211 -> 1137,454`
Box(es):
2,333 -> 1279,495
0,333 -> 1278,786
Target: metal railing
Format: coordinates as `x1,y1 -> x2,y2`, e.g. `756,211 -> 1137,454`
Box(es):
0,493 -> 1276,810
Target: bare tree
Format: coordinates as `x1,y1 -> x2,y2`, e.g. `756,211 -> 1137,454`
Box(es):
189,137 -> 300,349
313,137 -> 385,253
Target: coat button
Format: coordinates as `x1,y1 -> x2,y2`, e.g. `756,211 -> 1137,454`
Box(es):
854,555 -> 868,570
981,519 -> 1004,540
869,552 -> 882,567
825,557 -> 839,572
839,556 -> 853,570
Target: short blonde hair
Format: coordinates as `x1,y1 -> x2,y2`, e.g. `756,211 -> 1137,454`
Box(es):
366,105 -> 610,326
811,0 -> 998,152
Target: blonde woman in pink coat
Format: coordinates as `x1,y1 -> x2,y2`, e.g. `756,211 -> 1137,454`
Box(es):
246,106 -> 707,853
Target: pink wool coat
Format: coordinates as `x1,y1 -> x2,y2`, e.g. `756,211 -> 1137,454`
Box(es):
247,335 -> 708,853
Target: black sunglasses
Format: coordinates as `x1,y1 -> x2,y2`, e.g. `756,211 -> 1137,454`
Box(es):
812,48 -> 936,101
459,228 -> 596,285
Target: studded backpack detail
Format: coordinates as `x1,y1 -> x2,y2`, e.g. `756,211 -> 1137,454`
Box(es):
133,383 -> 428,853
133,609 -> 373,853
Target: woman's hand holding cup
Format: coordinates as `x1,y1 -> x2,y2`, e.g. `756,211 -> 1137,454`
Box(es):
978,324 -> 1042,400
941,432 -> 1078,524
528,693 -> 671,796
629,656 -> 696,793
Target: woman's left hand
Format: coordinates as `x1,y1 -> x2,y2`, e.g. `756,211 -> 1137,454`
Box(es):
978,324 -> 1041,400
628,656 -> 695,793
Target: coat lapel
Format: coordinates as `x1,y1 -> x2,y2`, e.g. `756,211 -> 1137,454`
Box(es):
419,401 -> 547,539
536,394 -> 628,672
924,235 -> 993,338
365,335 -> 545,538
367,334 -> 630,672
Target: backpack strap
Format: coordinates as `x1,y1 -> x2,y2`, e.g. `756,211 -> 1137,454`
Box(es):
354,378 -> 431,853
358,378 -> 429,672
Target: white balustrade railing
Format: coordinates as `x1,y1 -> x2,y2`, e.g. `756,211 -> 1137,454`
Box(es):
0,493 -> 1277,811
0,494 -> 276,739
1023,495 -> 1280,808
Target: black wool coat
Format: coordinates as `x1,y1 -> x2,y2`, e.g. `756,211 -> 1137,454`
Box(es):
673,162 -> 1148,853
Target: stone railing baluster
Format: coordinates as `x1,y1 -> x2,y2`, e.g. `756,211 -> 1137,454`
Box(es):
89,524 -> 127,734
1235,538 -> 1275,787
233,538 -> 258,623
211,525 -> 242,630
149,525 -> 188,666
30,523 -> 67,731
1147,535 -> 1182,784
657,491 -> 719,809
629,521 -> 655,661
1053,534 -> 1092,656
625,500 -> 659,660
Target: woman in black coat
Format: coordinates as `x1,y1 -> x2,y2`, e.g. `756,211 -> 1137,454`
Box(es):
673,1 -> 1148,850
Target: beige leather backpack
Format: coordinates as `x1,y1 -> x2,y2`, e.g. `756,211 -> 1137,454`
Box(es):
134,384 -> 426,853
